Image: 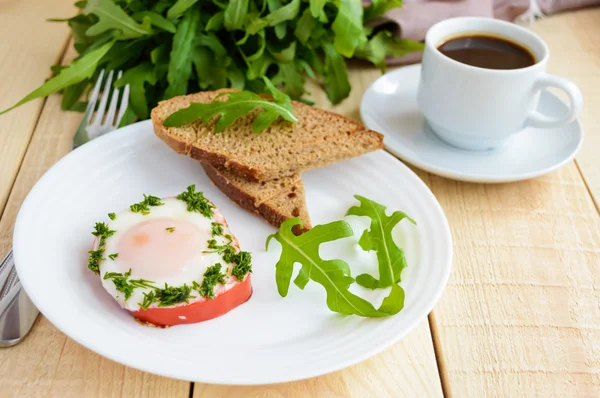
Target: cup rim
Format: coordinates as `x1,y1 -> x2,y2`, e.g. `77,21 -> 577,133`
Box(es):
425,17 -> 549,73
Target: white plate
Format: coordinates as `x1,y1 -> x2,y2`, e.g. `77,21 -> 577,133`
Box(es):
360,65 -> 584,183
13,120 -> 452,385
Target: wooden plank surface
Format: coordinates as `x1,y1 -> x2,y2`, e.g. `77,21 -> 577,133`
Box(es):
528,9 -> 600,210
424,11 -> 600,397
0,0 -> 75,215
194,320 -> 442,398
425,166 -> 600,396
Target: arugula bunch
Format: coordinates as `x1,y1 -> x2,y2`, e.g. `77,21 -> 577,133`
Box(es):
0,0 -> 422,124
267,196 -> 414,318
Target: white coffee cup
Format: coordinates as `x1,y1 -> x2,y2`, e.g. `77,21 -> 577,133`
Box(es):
417,17 -> 583,151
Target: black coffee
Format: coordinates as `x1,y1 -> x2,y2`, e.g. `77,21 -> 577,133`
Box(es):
437,35 -> 536,70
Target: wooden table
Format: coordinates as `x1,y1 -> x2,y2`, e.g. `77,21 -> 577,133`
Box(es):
0,2 -> 598,396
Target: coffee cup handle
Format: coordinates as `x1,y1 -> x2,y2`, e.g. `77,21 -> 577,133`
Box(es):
526,73 -> 583,129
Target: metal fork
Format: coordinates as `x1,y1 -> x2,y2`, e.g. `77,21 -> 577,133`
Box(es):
72,69 -> 130,148
0,69 -> 130,347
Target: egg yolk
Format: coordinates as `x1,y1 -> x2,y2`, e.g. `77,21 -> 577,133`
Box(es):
117,218 -> 207,279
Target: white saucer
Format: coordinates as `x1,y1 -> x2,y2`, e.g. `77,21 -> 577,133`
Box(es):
360,65 -> 584,183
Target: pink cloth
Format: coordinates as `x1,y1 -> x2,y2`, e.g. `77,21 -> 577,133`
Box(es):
365,0 -> 600,64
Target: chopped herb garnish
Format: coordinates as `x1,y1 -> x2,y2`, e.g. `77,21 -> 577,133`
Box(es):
92,222 -> 116,238
103,269 -> 155,301
203,235 -> 252,281
129,278 -> 156,289
130,194 -> 164,215
193,263 -> 226,299
108,253 -> 119,260
108,212 -> 116,220
221,245 -> 237,263
232,262 -> 252,281
211,222 -> 224,237
177,185 -> 214,218
230,251 -> 253,281
166,227 -> 175,233
204,237 -> 234,254
104,269 -> 135,300
156,283 -> 194,307
88,249 -> 104,273
207,239 -> 218,250
88,222 -> 116,274
139,291 -> 156,310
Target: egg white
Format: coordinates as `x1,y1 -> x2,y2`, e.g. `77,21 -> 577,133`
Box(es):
98,197 -> 240,311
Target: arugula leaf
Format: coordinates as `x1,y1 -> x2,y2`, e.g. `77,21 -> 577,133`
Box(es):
205,11 -> 224,31
166,0 -> 198,20
309,0 -> 326,18
323,42 -> 351,104
274,22 -> 286,40
332,0 -> 367,58
246,55 -> 274,80
227,64 -> 246,90
164,78 -> 296,133
294,8 -> 315,44
104,39 -> 149,70
346,195 -> 415,289
270,42 -> 296,62
192,47 -> 227,90
356,30 -> 424,70
67,14 -> 98,53
265,0 -> 300,26
224,0 -> 249,30
272,62 -> 304,98
61,78 -> 89,110
84,0 -> 151,39
364,0 -> 403,22
165,7 -> 200,98
115,62 -> 157,119
244,30 -> 267,61
133,11 -> 176,33
267,218 -> 404,317
0,40 -> 114,115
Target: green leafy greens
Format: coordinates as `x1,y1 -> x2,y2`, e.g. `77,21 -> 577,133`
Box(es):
346,195 -> 415,289
267,218 -> 405,317
163,78 -> 296,133
0,0 -> 422,121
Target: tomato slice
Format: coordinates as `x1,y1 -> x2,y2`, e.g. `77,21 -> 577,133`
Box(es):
129,275 -> 252,327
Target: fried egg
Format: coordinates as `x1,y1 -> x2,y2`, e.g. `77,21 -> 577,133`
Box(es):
94,196 -> 241,311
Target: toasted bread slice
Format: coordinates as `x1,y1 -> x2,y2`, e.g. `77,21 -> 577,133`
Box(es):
152,90 -> 384,182
202,164 -> 311,234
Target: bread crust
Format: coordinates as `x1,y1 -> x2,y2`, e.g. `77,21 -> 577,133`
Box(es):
151,93 -> 384,182
202,164 -> 310,235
